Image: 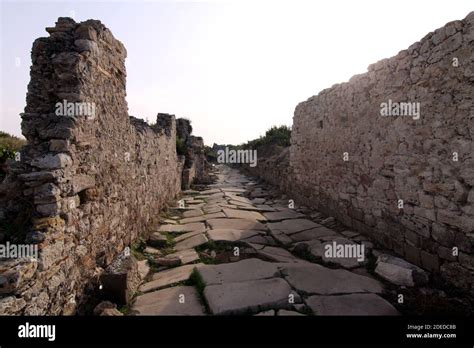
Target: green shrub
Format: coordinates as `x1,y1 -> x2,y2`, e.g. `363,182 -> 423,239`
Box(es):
176,137 -> 187,156
204,146 -> 218,161
264,125 -> 291,147
242,125 -> 291,150
0,131 -> 26,165
0,146 -> 16,164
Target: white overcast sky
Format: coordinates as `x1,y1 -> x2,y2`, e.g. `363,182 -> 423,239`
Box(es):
1,0 -> 472,145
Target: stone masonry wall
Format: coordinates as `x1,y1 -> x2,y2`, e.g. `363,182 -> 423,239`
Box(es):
0,18 -> 183,314
290,12 -> 474,294
176,118 -> 211,189
241,144 -> 292,194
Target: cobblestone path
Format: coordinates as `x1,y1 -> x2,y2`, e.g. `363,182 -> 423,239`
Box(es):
129,165 -> 399,316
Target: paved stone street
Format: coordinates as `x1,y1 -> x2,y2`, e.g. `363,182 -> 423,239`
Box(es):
130,165 -> 399,316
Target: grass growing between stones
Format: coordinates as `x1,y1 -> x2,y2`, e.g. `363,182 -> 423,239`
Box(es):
197,252 -> 216,265
196,240 -> 231,264
184,268 -> 210,314
131,239 -> 147,260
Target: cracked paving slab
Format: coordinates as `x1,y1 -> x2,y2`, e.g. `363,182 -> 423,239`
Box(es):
196,255 -> 307,288
175,233 -> 208,251
131,286 -> 206,315
159,222 -> 206,234
263,209 -> 305,221
222,208 -> 266,221
196,258 -> 281,285
256,246 -> 303,263
139,264 -> 202,293
207,228 -> 262,242
208,218 -> 267,230
281,263 -> 384,295
204,278 -> 292,315
305,293 -> 399,315
179,212 -> 226,224
267,219 -> 321,235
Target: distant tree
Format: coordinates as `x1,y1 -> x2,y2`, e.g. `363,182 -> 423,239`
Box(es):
204,145 -> 218,162
242,125 -> 291,149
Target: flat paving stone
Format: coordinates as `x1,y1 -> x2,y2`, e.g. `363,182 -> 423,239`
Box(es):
204,278 -> 292,315
268,219 -> 321,235
175,233 -> 208,251
237,205 -> 276,213
180,212 -> 226,224
132,286 -> 205,315
200,189 -> 222,195
251,198 -> 266,204
208,218 -> 266,231
159,222 -> 206,234
166,249 -> 200,265
270,231 -> 293,246
224,194 -> 252,204
228,200 -> 255,208
257,246 -> 301,263
138,260 -> 150,280
196,258 -> 280,285
203,207 -> 223,214
290,227 -> 338,242
222,188 -> 246,193
174,230 -> 204,243
207,229 -> 261,242
139,264 -> 202,293
263,210 -> 305,222
254,205 -> 277,212
242,235 -> 276,246
182,209 -> 204,218
148,232 -> 167,247
281,263 -> 383,295
223,208 -> 266,221
305,293 -> 399,315
247,243 -> 266,250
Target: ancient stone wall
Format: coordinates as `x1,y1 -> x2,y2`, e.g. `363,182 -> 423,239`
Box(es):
0,18 -> 184,314
240,144 -> 292,194
290,13 -> 474,293
176,118 -> 211,189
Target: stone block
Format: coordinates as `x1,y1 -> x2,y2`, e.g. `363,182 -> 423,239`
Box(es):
375,254 -> 429,286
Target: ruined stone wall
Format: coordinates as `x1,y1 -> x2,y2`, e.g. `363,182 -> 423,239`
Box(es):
241,145 -> 292,194
290,12 -> 474,293
0,18 -> 182,314
176,118 -> 211,189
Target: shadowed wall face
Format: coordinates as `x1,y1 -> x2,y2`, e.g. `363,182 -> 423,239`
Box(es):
291,13 -> 474,294
0,18 -> 183,314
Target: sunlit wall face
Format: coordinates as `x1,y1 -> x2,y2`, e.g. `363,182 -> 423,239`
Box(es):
1,0 -> 472,145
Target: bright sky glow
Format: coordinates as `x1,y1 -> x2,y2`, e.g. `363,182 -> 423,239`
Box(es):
1,0 -> 472,145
